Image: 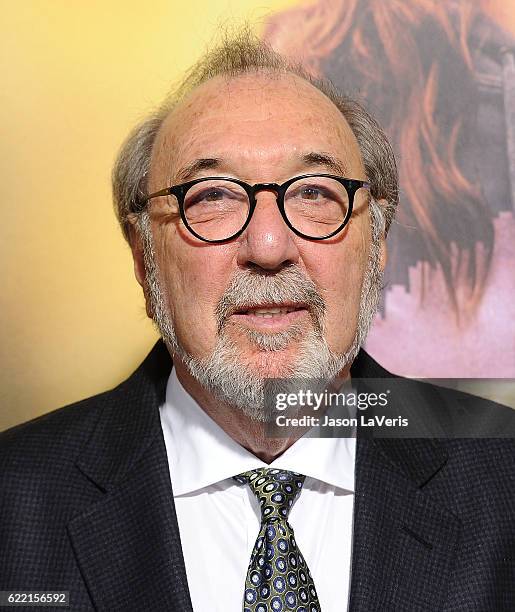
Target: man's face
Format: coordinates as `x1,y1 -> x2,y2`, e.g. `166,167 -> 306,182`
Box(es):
132,71 -> 385,411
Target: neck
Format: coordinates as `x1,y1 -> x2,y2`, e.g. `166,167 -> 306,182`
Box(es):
172,358 -> 350,463
174,360 -> 303,462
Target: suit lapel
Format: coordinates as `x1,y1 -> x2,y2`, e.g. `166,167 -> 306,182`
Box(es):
348,351 -> 461,610
68,342 -> 193,612
348,438 -> 461,611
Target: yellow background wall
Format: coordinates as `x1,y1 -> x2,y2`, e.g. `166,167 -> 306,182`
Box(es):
1,0 -> 296,430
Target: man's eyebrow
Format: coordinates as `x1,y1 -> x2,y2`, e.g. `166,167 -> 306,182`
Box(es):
175,158 -> 222,182
300,152 -> 349,176
174,152 -> 349,183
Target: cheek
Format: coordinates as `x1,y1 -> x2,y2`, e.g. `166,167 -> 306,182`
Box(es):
304,226 -> 370,350
155,231 -> 235,348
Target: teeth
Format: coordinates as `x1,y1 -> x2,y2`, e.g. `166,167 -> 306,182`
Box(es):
246,307 -> 295,316
255,308 -> 284,314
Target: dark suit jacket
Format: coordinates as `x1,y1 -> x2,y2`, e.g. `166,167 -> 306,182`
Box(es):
1,341 -> 514,611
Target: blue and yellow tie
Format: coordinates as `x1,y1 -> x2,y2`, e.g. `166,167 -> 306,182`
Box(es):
233,467 -> 321,611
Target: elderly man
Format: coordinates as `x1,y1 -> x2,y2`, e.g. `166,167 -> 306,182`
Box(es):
1,32 -> 514,612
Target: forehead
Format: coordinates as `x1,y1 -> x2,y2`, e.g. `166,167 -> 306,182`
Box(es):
150,71 -> 364,183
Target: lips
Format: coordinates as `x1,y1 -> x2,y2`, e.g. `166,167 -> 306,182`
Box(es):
232,303 -> 307,317
228,303 -> 309,330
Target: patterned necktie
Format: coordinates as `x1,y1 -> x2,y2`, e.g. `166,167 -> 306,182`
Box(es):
233,467 -> 321,612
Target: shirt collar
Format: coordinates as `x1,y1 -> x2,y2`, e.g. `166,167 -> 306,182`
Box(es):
159,367 -> 355,496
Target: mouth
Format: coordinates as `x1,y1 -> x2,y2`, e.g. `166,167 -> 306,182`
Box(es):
228,303 -> 309,331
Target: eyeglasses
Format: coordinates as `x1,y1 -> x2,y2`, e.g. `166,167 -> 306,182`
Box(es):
140,173 -> 371,243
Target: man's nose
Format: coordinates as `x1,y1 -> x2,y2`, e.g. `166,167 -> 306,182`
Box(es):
236,191 -> 300,270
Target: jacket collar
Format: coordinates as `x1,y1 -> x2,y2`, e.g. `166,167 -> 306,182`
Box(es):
75,340 -> 171,491
77,340 -> 448,492
351,347 -> 448,486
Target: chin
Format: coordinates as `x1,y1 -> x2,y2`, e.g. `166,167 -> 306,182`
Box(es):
248,359 -> 297,379
236,343 -> 304,379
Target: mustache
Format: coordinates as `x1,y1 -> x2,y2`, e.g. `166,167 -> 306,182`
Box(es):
215,264 -> 326,333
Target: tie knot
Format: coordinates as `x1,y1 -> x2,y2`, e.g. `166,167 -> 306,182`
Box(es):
234,468 -> 306,522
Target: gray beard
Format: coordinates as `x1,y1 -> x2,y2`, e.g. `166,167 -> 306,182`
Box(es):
138,210 -> 383,422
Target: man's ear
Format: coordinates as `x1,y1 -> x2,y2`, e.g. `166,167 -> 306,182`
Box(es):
375,199 -> 388,273
379,233 -> 388,272
127,214 -> 153,319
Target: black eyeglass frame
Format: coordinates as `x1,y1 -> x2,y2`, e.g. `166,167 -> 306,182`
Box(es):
139,173 -> 371,243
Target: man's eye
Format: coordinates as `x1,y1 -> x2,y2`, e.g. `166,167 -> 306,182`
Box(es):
188,189 -> 227,206
300,187 -> 322,200
204,189 -> 225,201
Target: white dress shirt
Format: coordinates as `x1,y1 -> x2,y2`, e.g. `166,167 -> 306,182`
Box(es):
159,367 -> 356,611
